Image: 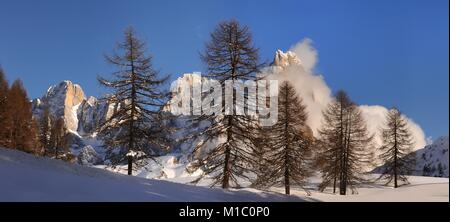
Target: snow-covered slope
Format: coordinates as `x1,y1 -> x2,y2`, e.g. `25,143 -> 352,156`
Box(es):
283,175 -> 448,202
373,136 -> 449,178
412,136 -> 449,177
0,147 -> 305,202
1,147 -> 447,202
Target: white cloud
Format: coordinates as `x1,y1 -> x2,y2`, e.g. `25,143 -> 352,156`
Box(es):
263,38 -> 427,162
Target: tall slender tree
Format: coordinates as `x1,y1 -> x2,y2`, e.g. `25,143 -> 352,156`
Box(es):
377,107 -> 415,188
50,117 -> 69,159
98,27 -> 170,175
253,81 -> 313,195
317,90 -> 373,195
0,68 -> 9,147
189,20 -> 264,188
39,107 -> 53,156
30,118 -> 43,155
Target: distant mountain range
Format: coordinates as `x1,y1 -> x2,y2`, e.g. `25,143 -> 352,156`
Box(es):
29,50 -> 449,178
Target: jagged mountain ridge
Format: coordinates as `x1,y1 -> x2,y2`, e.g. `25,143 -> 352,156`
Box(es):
31,49 -> 305,140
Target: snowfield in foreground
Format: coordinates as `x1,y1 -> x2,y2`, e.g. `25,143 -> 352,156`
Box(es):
273,176 -> 449,202
0,148 -> 448,202
0,148 -> 305,202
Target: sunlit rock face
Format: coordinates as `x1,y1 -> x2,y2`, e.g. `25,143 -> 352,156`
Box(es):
33,80 -> 86,132
273,49 -> 302,68
32,80 -> 118,135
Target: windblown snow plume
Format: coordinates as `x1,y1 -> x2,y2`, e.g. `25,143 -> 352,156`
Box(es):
263,38 -> 426,162
264,39 -> 332,134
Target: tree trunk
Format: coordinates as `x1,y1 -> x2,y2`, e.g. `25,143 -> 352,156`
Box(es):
283,88 -> 290,195
284,159 -> 290,195
222,145 -> 231,188
341,114 -> 351,195
394,121 -> 398,188
221,58 -> 236,189
333,176 -> 337,194
127,155 -> 133,175
222,115 -> 232,189
338,101 -> 345,195
128,36 -> 135,176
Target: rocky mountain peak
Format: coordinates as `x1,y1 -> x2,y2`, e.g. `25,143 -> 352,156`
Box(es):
32,80 -> 118,140
33,80 -> 86,132
273,49 -> 301,68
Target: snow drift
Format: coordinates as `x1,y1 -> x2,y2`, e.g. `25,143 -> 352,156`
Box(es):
0,147 -> 306,202
1,147 -> 447,202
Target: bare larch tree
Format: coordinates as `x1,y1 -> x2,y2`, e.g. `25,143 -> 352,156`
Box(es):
377,107 -> 415,188
38,107 -> 52,157
49,117 -> 69,159
253,81 -> 313,195
98,27 -> 170,175
189,20 -> 264,188
317,90 -> 374,195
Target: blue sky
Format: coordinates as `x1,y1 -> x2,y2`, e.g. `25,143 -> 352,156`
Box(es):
0,0 -> 448,139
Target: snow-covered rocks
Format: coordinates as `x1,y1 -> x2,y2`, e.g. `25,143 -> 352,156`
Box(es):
374,136 -> 449,178
413,136 -> 449,177
77,145 -> 102,166
76,96 -> 118,135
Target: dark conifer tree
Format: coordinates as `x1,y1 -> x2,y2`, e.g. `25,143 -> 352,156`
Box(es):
30,117 -> 43,155
253,81 -> 313,195
317,90 -> 373,195
50,117 -> 69,159
189,20 -> 264,188
0,68 -> 9,148
39,107 -> 53,156
377,107 -> 415,188
97,27 -> 170,175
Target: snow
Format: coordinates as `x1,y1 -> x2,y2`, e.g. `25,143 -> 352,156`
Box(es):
71,103 -> 81,130
126,150 -> 138,157
0,147 -> 305,202
24,79 -> 448,202
1,147 -> 447,202
77,145 -> 102,166
373,136 -> 449,177
101,155 -> 205,183
280,175 -> 449,202
412,136 -> 449,177
101,158 -> 448,202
